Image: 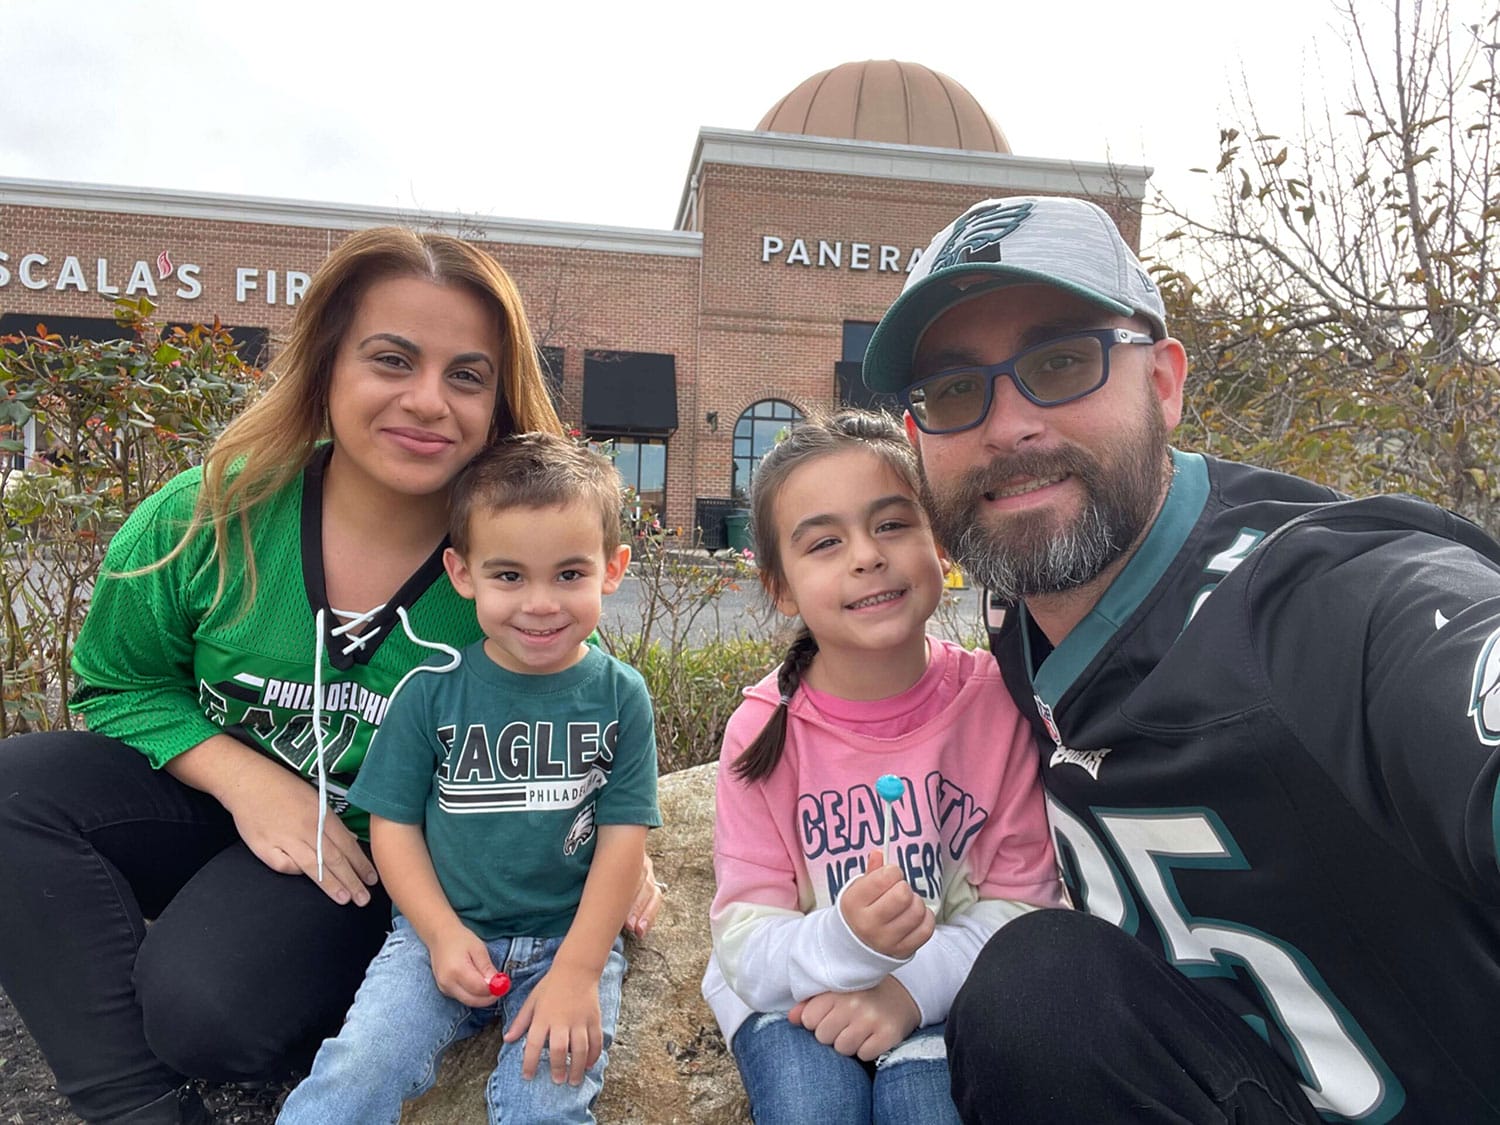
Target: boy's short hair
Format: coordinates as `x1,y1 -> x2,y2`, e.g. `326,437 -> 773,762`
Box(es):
448,432 -> 623,557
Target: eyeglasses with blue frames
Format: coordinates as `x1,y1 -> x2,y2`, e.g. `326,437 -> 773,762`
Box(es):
903,328 -> 1156,435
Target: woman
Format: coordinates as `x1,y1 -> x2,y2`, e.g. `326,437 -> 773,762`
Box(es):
0,229 -> 660,1125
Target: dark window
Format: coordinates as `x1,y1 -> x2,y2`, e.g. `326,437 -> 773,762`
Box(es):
836,361 -> 903,414
0,314 -> 267,367
732,399 -> 804,500
594,437 -> 667,516
0,314 -> 123,342
166,324 -> 269,368
842,320 -> 877,363
836,319 -> 901,413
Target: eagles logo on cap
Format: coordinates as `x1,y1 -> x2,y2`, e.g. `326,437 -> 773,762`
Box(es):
932,200 -> 1035,269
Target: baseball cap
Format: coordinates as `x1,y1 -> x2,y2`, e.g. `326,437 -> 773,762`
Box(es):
862,196 -> 1167,393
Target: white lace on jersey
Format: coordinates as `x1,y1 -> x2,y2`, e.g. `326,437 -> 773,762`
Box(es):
309,604 -> 461,881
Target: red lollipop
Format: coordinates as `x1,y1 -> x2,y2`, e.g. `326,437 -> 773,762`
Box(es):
488,971 -> 512,998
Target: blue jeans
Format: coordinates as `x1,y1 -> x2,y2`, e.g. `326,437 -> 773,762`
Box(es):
277,916 -> 625,1125
732,1011 -> 962,1125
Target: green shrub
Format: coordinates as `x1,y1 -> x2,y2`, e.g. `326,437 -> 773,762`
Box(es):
625,635 -> 781,775
1,300 -> 261,734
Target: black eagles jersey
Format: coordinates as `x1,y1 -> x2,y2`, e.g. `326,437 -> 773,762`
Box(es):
992,450 -> 1500,1123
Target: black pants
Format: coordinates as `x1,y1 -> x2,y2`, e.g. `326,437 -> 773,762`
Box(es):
946,910 -> 1324,1124
0,732 -> 392,1123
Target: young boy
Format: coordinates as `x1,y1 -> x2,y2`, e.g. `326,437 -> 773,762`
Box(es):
279,432 -> 661,1124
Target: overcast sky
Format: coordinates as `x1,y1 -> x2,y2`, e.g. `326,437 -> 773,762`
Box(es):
0,0 -> 1451,249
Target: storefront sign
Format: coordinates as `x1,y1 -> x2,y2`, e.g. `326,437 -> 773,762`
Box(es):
0,250 -> 311,306
759,236 -> 924,273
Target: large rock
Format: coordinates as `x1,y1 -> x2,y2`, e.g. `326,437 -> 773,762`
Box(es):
402,761 -> 749,1123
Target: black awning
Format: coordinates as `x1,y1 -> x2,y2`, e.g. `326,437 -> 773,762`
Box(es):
1,313 -> 126,342
0,314 -> 269,367
582,350 -> 677,434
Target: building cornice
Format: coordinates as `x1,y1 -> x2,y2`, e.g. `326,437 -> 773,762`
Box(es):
0,177 -> 703,259
675,127 -> 1153,230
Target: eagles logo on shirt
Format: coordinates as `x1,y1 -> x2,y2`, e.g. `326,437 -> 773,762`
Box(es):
1034,693 -> 1113,780
563,803 -> 597,856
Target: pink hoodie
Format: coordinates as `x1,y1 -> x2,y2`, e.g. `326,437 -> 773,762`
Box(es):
703,637 -> 1066,1046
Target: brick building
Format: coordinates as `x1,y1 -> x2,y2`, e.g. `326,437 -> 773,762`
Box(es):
0,61 -> 1148,541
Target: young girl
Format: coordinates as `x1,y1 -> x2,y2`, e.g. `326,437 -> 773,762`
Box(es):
702,409 -> 1065,1124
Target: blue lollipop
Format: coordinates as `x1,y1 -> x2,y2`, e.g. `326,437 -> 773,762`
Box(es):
876,774 -> 903,864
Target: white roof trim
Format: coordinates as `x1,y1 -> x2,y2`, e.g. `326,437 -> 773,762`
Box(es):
0,177 -> 703,259
676,127 -> 1152,229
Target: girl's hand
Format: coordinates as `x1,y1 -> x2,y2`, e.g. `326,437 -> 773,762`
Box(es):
427,922 -> 502,1007
503,961 -> 603,1085
837,851 -> 934,959
788,976 -> 921,1060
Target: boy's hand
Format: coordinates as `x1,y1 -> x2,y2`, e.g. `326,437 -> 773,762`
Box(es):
427,923 -> 501,1008
503,960 -> 602,1085
788,976 -> 921,1060
838,851 -> 934,959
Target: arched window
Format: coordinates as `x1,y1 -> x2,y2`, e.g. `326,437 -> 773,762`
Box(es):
732,399 -> 803,499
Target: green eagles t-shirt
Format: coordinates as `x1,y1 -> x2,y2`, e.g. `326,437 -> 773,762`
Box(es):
349,642 -> 662,939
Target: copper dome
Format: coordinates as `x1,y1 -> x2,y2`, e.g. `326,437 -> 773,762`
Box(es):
756,60 -> 1010,153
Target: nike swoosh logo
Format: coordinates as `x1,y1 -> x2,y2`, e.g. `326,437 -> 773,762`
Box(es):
1435,608 -> 1451,630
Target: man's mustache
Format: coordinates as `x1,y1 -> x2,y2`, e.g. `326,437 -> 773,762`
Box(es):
961,447 -> 1095,501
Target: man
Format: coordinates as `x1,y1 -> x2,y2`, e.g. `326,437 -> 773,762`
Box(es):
862,195 -> 1500,1123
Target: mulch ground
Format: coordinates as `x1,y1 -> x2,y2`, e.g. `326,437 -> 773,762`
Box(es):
0,987 -> 290,1124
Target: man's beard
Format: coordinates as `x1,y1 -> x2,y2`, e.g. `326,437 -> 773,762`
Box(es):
920,404 -> 1169,604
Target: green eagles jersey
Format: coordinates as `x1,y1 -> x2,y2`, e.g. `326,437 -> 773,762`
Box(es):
70,448 -> 483,838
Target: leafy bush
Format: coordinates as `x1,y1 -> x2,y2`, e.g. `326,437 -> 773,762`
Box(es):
1,299 -> 262,734
626,635 -> 781,774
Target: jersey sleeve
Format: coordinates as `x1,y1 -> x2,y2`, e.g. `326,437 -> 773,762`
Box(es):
1248,518 -> 1500,901
68,472 -> 226,767
710,700 -> 903,1014
346,672 -> 440,824
592,664 -> 662,829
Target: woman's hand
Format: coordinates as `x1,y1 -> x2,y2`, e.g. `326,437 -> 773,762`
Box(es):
166,735 -> 378,905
